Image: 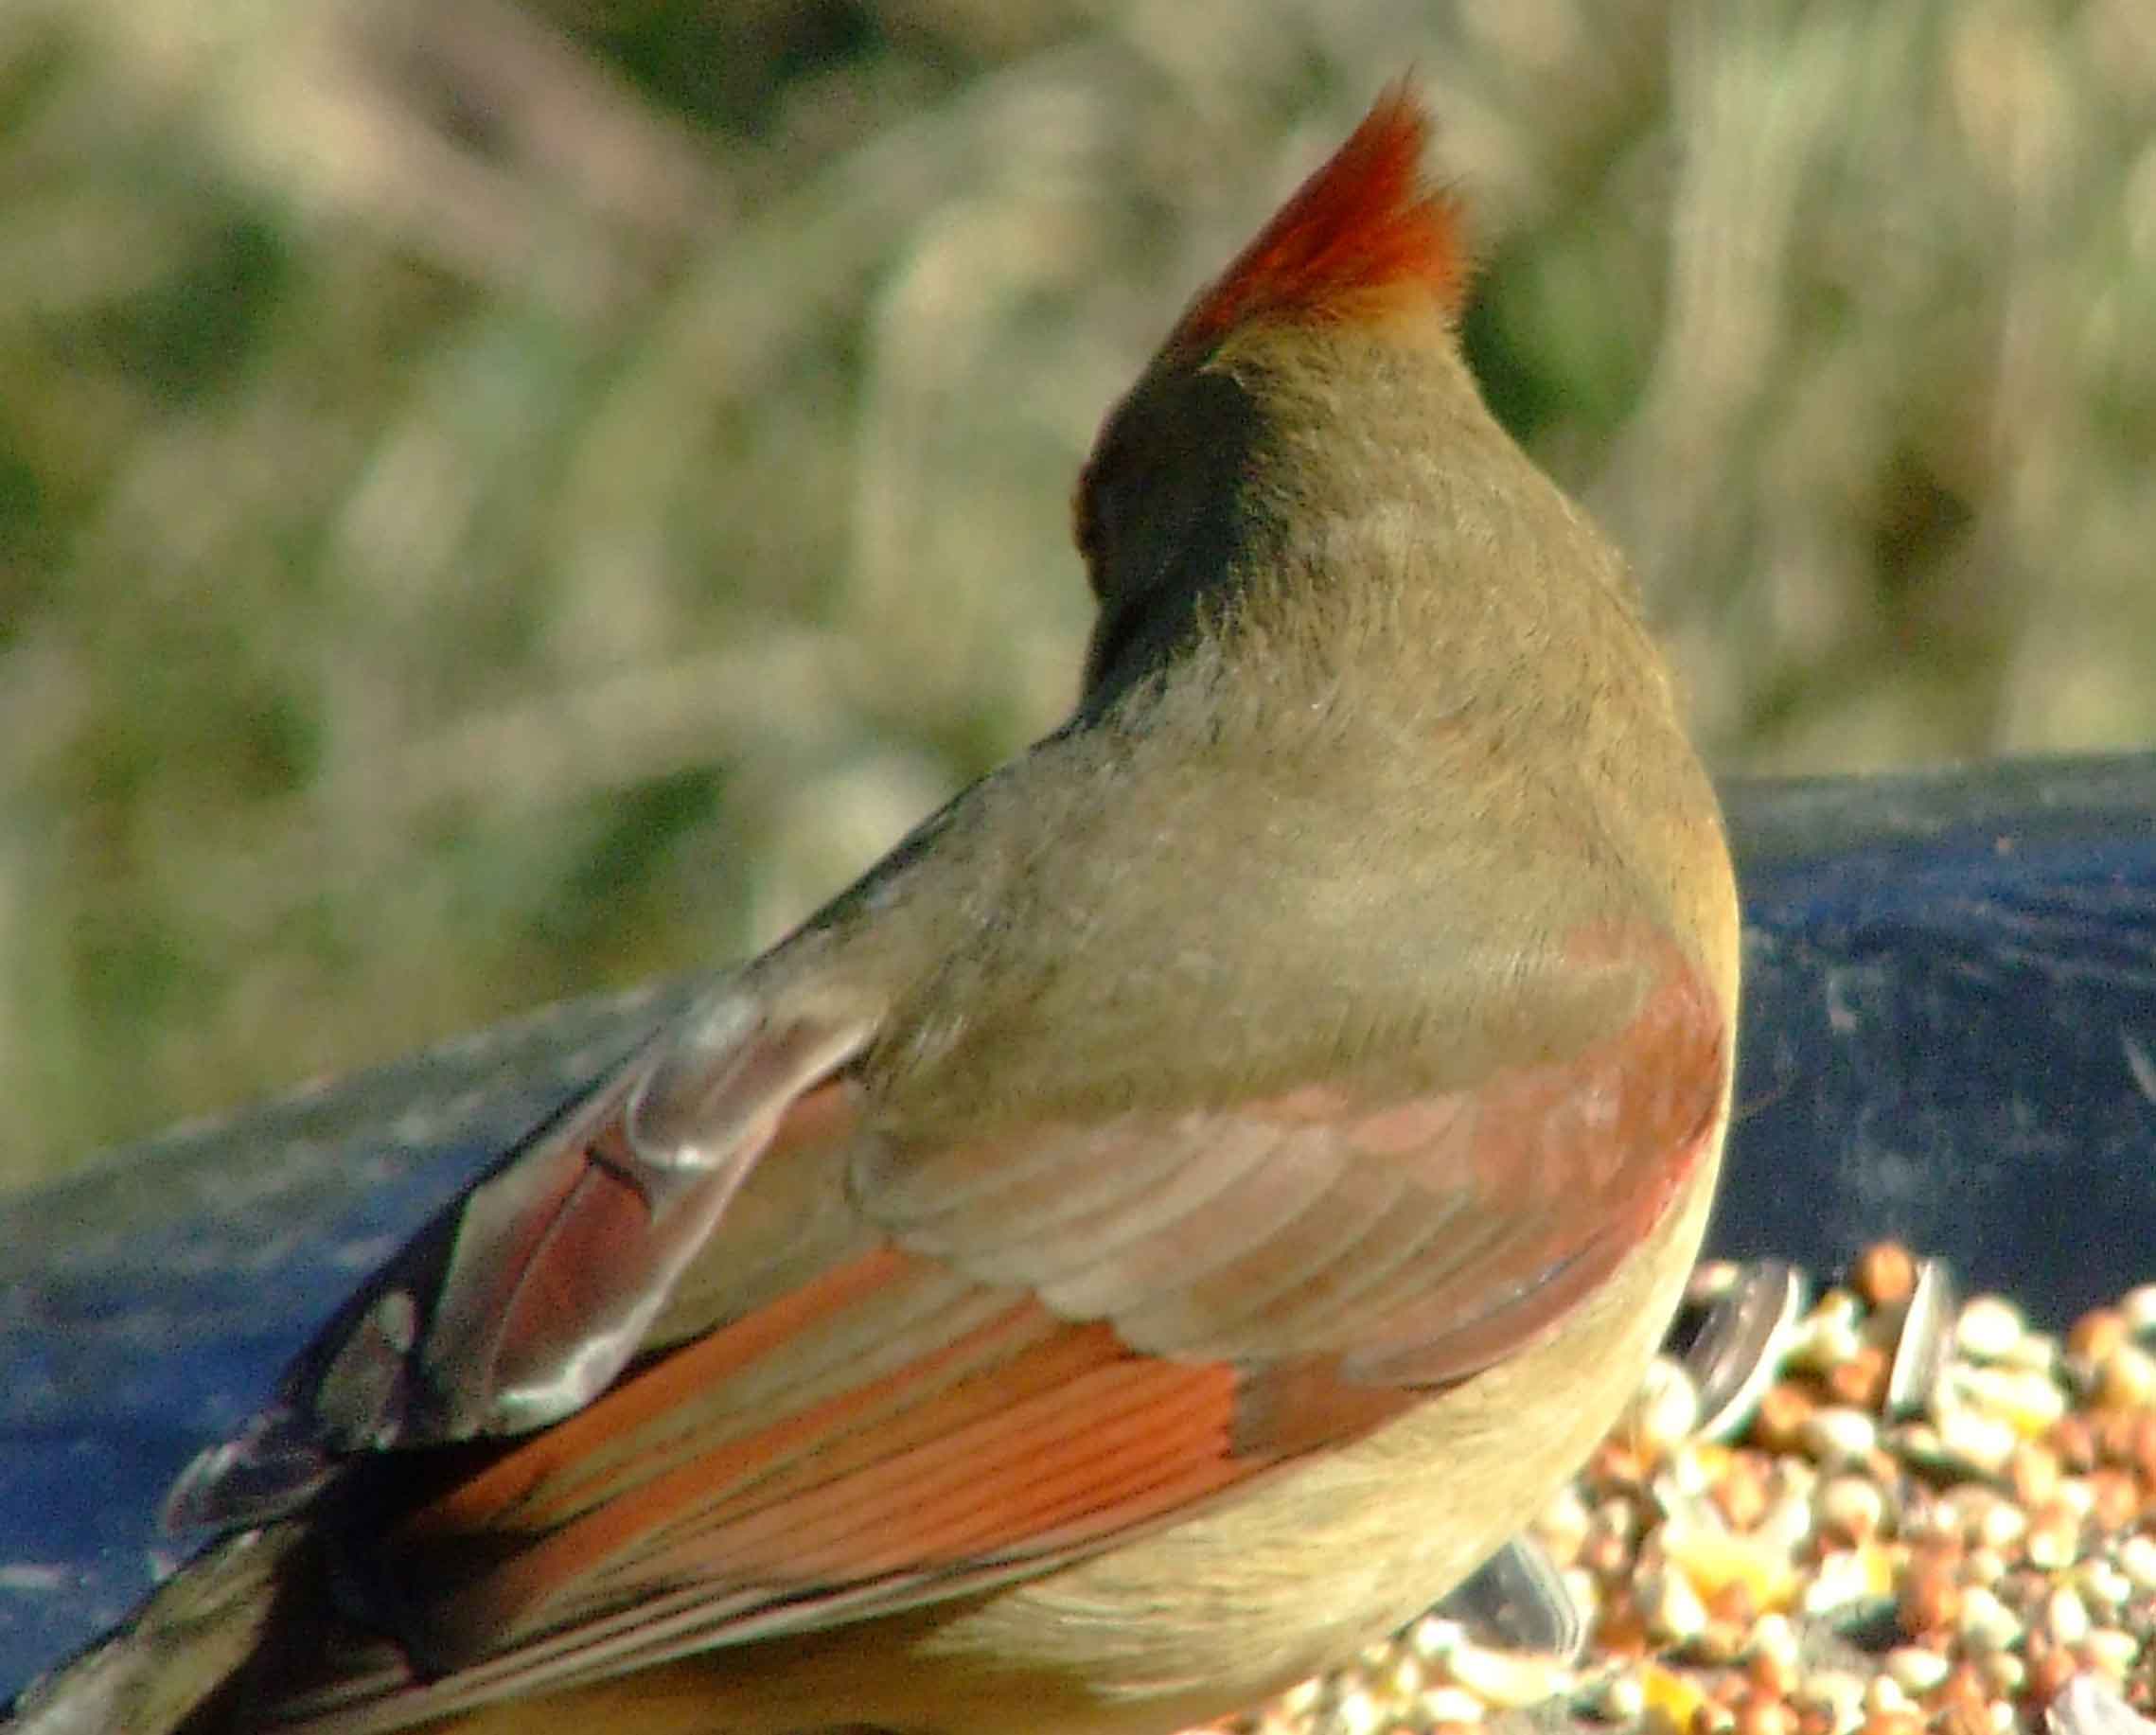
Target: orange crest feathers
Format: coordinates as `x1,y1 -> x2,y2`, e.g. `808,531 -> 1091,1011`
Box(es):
1166,83 -> 1469,358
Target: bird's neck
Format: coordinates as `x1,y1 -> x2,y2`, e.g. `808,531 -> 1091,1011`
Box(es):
1091,329 -> 1656,753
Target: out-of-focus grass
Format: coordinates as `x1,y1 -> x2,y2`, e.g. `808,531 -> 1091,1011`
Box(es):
3,0 -> 2152,1184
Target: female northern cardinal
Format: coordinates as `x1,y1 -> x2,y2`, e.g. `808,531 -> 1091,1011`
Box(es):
14,82 -> 1739,1735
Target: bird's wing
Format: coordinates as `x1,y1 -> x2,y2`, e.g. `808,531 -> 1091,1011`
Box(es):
186,929 -> 1725,1731
854,930 -> 1728,1390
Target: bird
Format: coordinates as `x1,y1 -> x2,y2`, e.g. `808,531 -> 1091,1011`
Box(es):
9,81 -> 1740,1735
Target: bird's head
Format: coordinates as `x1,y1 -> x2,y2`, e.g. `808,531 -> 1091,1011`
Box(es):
1072,84 -> 1475,705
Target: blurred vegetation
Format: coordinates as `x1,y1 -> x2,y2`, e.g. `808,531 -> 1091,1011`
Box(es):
3,0 -> 2152,1183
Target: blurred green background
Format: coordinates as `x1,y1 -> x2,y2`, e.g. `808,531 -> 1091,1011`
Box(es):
4,0 -> 2152,1185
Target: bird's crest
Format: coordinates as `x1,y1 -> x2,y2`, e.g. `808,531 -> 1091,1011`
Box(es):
1166,83 -> 1469,358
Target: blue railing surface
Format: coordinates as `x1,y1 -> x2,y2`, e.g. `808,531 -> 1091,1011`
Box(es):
3,752 -> 2150,1700
1719,753 -> 2156,1319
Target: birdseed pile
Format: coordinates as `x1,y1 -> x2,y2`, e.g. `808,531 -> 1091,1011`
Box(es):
1205,1244 -> 2156,1735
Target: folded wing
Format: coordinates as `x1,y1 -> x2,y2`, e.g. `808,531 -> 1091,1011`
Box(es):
190,929 -> 1723,1731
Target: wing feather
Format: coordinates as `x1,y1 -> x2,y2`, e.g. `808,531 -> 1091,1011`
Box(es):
214,928 -> 1724,1729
